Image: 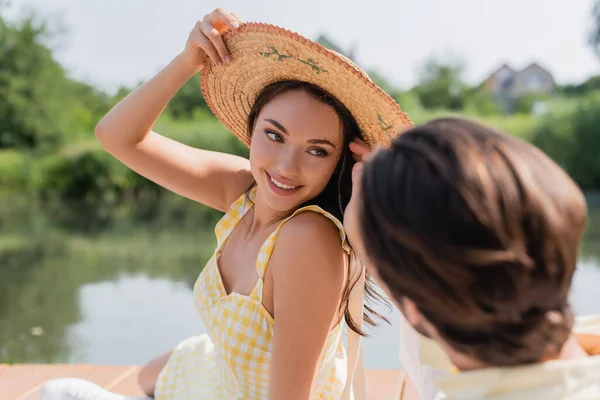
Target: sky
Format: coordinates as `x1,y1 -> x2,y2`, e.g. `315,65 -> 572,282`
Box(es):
6,0 -> 599,94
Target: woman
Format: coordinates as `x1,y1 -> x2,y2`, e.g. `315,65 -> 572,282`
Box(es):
41,7 -> 412,400
345,117 -> 600,399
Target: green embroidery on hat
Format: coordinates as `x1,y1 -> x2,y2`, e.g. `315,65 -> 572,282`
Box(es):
378,114 -> 393,132
260,46 -> 294,61
260,46 -> 328,74
297,58 -> 329,74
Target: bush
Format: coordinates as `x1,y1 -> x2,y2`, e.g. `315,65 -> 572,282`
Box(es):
30,142 -> 133,203
513,93 -> 552,114
0,13 -> 112,153
394,90 -> 424,117
0,150 -> 29,189
464,90 -> 502,116
475,113 -> 539,140
166,73 -> 207,119
400,106 -> 538,141
155,109 -> 248,157
532,93 -> 600,189
27,112 -> 250,203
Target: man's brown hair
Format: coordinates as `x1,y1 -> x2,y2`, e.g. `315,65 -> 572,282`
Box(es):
360,117 -> 588,366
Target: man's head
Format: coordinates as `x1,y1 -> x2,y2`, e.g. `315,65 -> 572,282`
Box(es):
358,117 -> 588,367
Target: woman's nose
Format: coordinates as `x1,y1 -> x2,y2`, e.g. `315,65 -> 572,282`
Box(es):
275,147 -> 301,177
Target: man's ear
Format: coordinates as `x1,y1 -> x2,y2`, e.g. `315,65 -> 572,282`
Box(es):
399,297 -> 437,341
402,297 -> 424,327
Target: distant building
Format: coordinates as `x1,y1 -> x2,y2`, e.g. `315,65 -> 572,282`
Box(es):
482,62 -> 556,112
483,62 -> 556,97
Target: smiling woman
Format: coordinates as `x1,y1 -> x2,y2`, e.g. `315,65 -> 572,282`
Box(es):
246,80 -> 358,220
251,86 -> 343,210
40,7 -> 412,400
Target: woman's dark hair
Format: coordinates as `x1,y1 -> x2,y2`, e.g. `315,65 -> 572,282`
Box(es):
360,117 -> 588,365
247,80 -> 389,335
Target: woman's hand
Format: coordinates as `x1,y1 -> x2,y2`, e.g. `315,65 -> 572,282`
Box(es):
179,8 -> 242,71
349,137 -> 371,163
344,138 -> 373,261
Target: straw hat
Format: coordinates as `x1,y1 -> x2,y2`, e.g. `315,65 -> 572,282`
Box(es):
200,22 -> 413,149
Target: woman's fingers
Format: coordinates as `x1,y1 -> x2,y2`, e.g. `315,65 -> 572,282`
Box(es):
202,8 -> 240,64
212,7 -> 240,30
198,19 -> 230,64
190,22 -> 221,65
231,12 -> 243,25
349,138 -> 372,162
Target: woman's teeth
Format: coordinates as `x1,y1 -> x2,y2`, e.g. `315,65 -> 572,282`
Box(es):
270,176 -> 297,190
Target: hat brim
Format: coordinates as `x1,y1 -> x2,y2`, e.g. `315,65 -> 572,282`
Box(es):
201,22 -> 413,149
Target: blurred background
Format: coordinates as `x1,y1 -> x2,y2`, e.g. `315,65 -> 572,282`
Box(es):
1,0 -> 599,370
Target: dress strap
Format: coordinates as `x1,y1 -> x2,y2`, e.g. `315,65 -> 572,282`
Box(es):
341,256 -> 366,400
247,202 -> 367,398
250,205 -> 351,301
213,186 -> 256,248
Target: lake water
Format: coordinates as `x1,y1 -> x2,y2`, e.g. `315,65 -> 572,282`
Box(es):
1,193 -> 600,369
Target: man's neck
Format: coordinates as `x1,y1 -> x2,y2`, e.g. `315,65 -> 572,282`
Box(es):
447,333 -> 588,372
548,334 -> 588,362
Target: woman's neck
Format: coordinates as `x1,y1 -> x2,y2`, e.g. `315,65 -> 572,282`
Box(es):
249,187 -> 296,235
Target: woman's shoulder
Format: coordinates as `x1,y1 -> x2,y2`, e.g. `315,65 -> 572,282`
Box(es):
268,208 -> 348,301
283,208 -> 340,235
274,207 -> 350,263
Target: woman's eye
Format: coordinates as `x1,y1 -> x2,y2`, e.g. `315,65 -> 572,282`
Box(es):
266,130 -> 284,143
309,148 -> 328,157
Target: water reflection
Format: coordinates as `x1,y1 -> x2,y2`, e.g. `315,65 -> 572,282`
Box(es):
67,276 -> 204,365
1,192 -> 599,367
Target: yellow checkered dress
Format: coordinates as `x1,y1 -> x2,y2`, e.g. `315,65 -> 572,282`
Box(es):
155,188 -> 351,399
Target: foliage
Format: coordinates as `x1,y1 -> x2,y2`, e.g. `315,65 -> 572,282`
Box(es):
2,7 -> 600,203
560,76 -> 600,96
591,0 -> 600,59
463,88 -> 502,116
0,149 -> 28,189
367,68 -> 400,98
413,54 -> 468,110
26,110 -> 247,210
166,73 -> 208,119
532,93 -> 600,189
0,11 -> 111,152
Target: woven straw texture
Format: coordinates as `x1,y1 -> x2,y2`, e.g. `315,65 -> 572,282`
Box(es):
201,22 -> 413,149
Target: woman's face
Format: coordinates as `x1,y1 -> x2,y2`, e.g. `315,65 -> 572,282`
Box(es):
249,89 -> 344,213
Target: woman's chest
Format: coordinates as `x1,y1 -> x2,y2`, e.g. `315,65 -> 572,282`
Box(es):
217,226 -> 269,296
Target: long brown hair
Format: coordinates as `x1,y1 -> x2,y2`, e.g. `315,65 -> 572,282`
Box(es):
247,80 -> 389,335
360,117 -> 587,365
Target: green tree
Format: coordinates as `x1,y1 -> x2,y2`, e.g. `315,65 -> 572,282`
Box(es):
532,93 -> 600,189
0,13 -> 67,150
464,87 -> 501,116
560,75 -> 600,96
166,73 -> 207,119
413,54 -> 467,110
0,9 -> 110,151
591,0 -> 600,59
366,68 -> 399,97
316,34 -> 347,57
